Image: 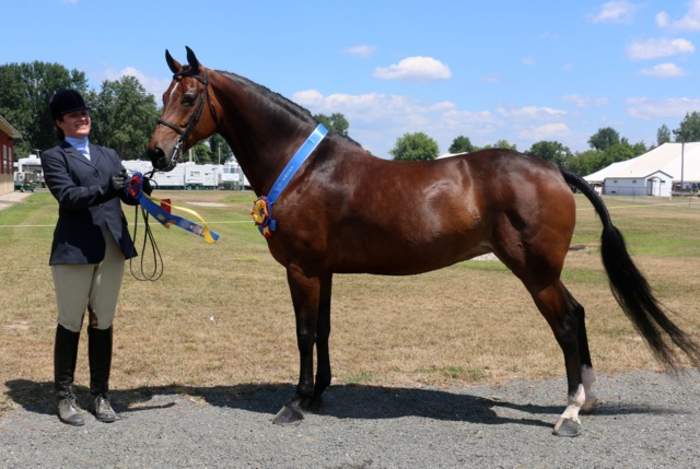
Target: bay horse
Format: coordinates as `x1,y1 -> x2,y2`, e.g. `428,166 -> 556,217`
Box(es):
147,47 -> 700,436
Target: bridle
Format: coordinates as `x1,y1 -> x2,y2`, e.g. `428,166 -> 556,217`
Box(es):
156,67 -> 219,171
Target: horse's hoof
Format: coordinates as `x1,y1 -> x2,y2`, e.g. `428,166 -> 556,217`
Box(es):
553,418 -> 582,437
581,397 -> 597,414
272,404 -> 304,425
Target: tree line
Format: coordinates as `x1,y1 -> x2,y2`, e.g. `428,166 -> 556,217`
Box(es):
0,61 -> 230,165
2,60 -> 698,176
390,114 -> 700,176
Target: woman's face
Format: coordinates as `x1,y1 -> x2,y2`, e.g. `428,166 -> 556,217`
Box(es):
57,109 -> 91,139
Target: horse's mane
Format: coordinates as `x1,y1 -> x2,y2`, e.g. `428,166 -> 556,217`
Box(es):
217,70 -> 316,125
216,70 -> 364,150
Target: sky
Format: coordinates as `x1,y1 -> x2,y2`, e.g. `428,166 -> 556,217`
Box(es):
4,0 -> 700,158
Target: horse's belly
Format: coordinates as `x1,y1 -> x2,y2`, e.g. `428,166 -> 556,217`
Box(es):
331,235 -> 491,276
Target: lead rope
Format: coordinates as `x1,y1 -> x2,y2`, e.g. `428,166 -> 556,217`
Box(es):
128,172 -> 164,281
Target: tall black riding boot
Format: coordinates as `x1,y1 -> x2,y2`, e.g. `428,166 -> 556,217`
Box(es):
88,326 -> 118,422
54,324 -> 84,426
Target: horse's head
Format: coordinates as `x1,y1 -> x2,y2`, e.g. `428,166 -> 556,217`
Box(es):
147,47 -> 219,171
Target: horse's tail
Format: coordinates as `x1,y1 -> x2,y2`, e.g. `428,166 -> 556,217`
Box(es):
561,168 -> 700,370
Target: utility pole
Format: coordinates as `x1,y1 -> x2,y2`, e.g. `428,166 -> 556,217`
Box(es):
672,128 -> 686,192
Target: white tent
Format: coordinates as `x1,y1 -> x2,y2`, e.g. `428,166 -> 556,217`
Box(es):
583,142 -> 700,196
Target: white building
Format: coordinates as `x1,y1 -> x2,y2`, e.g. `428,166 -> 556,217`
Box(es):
584,142 -> 700,197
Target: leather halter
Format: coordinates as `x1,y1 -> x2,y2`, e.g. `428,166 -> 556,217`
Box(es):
156,67 -> 218,170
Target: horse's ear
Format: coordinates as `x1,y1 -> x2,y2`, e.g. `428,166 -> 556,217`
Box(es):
165,50 -> 181,74
185,46 -> 200,75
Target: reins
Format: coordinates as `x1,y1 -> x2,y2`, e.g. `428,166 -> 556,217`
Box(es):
127,170 -> 164,281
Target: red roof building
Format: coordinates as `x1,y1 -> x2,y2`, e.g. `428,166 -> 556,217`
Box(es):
0,115 -> 22,195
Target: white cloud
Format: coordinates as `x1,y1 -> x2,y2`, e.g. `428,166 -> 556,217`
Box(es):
589,1 -> 642,24
101,66 -> 172,99
373,56 -> 452,81
522,56 -> 535,66
292,89 -> 325,107
496,106 -> 567,120
656,0 -> 700,31
639,62 -> 687,77
519,123 -> 572,142
540,32 -> 561,40
342,45 -> 377,58
293,90 -> 458,125
626,38 -> 695,60
292,89 -> 498,156
560,94 -> 609,108
292,91 -> 593,156
626,97 -> 700,118
480,74 -> 502,83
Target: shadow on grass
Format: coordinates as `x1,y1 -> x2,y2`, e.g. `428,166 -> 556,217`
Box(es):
4,378 -> 676,430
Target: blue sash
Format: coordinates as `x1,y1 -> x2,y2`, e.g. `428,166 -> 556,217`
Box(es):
252,124 -> 327,237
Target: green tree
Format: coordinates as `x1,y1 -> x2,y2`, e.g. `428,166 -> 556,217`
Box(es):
480,139 -> 517,151
192,141 -> 213,164
657,124 -> 671,145
0,61 -> 88,155
526,141 -> 572,165
629,141 -> 648,157
588,127 -> 620,151
90,76 -> 160,160
389,132 -> 439,161
314,112 -> 349,136
675,111 -> 700,142
448,135 -> 476,154
209,133 -> 232,163
568,150 -> 606,176
602,143 -> 635,166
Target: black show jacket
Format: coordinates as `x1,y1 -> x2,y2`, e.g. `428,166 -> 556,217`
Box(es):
41,142 -> 138,265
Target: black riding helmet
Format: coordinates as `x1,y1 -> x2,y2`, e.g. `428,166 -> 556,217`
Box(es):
49,88 -> 90,120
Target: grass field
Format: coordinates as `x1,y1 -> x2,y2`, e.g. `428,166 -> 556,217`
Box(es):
1,189 -> 699,416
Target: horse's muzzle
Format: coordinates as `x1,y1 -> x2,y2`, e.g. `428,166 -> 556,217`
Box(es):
156,156 -> 177,172
148,147 -> 176,172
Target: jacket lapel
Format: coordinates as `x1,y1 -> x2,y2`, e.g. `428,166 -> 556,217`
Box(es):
61,141 -> 95,169
89,143 -> 104,168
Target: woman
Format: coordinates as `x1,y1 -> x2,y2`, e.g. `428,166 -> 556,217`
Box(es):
41,88 -> 145,426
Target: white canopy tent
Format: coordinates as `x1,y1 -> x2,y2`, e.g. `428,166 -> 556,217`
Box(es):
583,142 -> 700,196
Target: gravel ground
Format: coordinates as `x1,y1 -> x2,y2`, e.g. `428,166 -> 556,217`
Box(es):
1,370 -> 698,468
0,191 -> 32,211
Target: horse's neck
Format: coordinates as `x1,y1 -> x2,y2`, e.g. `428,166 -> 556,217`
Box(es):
214,74 -> 315,195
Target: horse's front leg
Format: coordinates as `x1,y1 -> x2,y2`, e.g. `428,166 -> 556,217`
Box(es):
311,274 -> 333,408
272,266 -> 322,424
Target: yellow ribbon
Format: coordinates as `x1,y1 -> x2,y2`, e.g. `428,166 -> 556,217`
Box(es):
142,193 -> 219,244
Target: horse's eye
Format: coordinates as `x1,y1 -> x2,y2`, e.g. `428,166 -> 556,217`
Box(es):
182,93 -> 197,106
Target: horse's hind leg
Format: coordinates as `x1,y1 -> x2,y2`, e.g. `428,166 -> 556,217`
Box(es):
569,290 -> 597,413
530,281 -> 593,436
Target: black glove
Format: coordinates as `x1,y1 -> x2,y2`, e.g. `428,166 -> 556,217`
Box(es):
141,176 -> 153,195
110,169 -> 128,194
